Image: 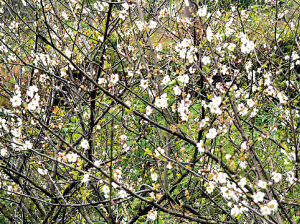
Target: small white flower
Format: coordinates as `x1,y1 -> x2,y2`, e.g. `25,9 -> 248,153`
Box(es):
260,206 -> 271,216
162,75 -> 170,85
67,153 -> 78,163
197,5 -> 207,17
94,160 -> 101,167
27,85 -> 38,98
247,99 -> 255,107
148,20 -> 157,29
119,189 -> 127,198
217,172 -> 228,184
145,106 -> 153,115
38,168 -> 48,175
241,142 -> 247,150
151,173 -> 158,181
1,148 -> 7,156
10,95 -> 22,107
82,174 -> 90,183
253,192 -> 265,203
202,56 -> 211,65
267,200 -> 278,211
114,169 -> 122,179
271,172 -> 282,183
166,162 -> 172,169
228,43 -> 236,51
65,48 -> 72,58
257,180 -> 267,189
102,185 -> 110,194
119,10 -> 127,20
23,141 -> 32,150
39,74 -> 48,82
140,79 -> 148,89
178,74 -> 189,84
7,186 -> 13,194
155,147 -> 164,156
231,205 -> 240,217
81,139 -> 89,149
110,74 -> 119,84
225,154 -> 231,160
206,128 -> 217,139
120,135 -> 127,141
147,210 -> 157,220
206,182 -> 215,194
173,86 -> 181,96
98,78 -> 107,85
206,26 -> 213,42
196,140 -> 205,153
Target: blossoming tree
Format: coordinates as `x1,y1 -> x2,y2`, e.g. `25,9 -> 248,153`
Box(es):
0,0 -> 299,223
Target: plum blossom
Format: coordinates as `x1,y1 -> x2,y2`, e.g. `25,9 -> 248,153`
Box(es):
120,135 -> 127,141
136,21 -> 145,31
206,128 -> 217,139
260,206 -> 271,216
148,20 -> 157,29
173,86 -> 181,95
231,205 -> 240,217
114,169 -> 122,179
238,161 -> 247,169
145,106 -> 153,115
253,192 -> 265,203
271,172 -> 282,183
202,56 -> 211,65
206,26 -> 213,42
119,10 -> 127,20
27,85 -> 38,98
178,74 -> 189,84
102,185 -> 110,194
38,168 -> 48,175
166,162 -> 172,169
39,74 -> 48,82
122,2 -> 129,10
208,96 -> 222,115
241,40 -> 255,54
147,210 -> 157,220
151,173 -> 158,181
110,74 -> 119,84
81,139 -> 89,149
216,172 -> 228,183
228,43 -> 236,51
82,174 -> 90,183
277,92 -> 288,104
268,200 -> 278,211
140,79 -> 148,89
257,180 -> 267,189
247,99 -> 255,107
206,182 -> 215,193
67,153 -> 78,163
162,75 -> 170,85
1,148 -> 7,156
241,142 -> 247,150
65,48 -> 72,58
238,103 -> 248,115
197,5 -> 207,17
94,2 -> 104,11
155,93 -> 168,109
23,141 -> 32,150
98,78 -> 107,85
197,140 -> 205,153
119,190 -> 127,198
155,147 -> 164,156
10,95 -> 22,107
